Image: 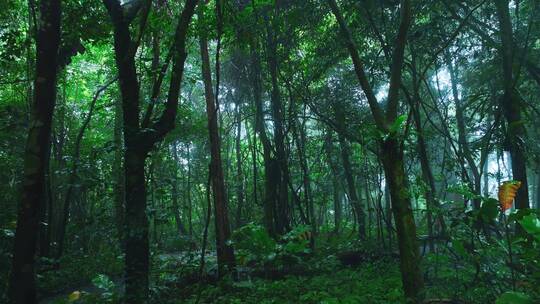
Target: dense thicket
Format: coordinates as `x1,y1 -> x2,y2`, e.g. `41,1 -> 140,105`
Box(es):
1,0 -> 540,303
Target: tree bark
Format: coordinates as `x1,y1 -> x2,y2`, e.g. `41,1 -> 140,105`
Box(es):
324,130 -> 342,234
264,13 -> 291,234
406,55 -> 446,244
171,142 -> 187,235
56,78 -> 116,264
494,0 -> 530,210
103,0 -> 197,301
186,143 -> 193,236
380,137 -> 424,300
327,0 -> 424,300
334,102 -> 365,238
198,1 -> 235,275
445,52 -> 482,209
249,39 -> 278,236
8,0 -> 61,302
113,98 -> 125,247
235,100 -> 245,228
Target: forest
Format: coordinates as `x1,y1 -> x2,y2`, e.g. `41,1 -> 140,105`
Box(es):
1,0 -> 540,303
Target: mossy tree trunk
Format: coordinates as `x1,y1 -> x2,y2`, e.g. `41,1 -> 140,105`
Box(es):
327,0 -> 424,301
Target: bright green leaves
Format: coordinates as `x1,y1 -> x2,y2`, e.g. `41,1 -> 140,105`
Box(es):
451,239 -> 467,257
389,114 -> 407,135
519,214 -> 540,241
231,223 -> 277,265
379,114 -> 407,141
496,291 -> 532,304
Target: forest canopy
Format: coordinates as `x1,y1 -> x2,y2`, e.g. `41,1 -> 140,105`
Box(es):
1,0 -> 540,303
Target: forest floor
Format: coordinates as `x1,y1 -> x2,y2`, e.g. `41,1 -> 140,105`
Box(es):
39,250 -> 406,304
37,239 -> 498,304
179,258 -> 404,304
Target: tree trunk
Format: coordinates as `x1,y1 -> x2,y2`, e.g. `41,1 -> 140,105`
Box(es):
235,100 -> 245,228
536,169 -> 540,210
199,4 -> 235,275
494,0 -> 530,210
384,181 -> 393,249
124,150 -> 149,303
186,143 -> 193,236
56,78 -> 115,264
113,98 -> 125,247
327,0 -> 424,300
8,0 -> 61,302
445,52 -> 482,209
103,0 -> 197,301
333,101 -> 365,238
338,132 -> 365,239
249,39 -> 278,236
247,120 -> 259,212
265,13 -> 290,234
381,137 -> 425,301
406,60 -> 446,244
171,142 -> 187,235
39,167 -> 53,259
324,130 -> 342,234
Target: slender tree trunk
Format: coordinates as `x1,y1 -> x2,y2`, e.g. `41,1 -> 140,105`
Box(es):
8,0 -> 61,302
338,133 -> 365,238
39,167 -> 53,259
536,169 -> 540,210
333,102 -> 365,238
332,179 -> 341,233
171,142 -> 187,235
186,143 -> 193,236
327,0 -> 424,300
494,0 -> 530,210
410,101 -> 435,249
299,123 -> 314,233
249,39 -> 278,236
199,3 -> 235,274
248,120 -> 259,210
56,78 -> 115,264
384,181 -> 393,249
407,60 -> 446,245
235,100 -> 245,228
265,13 -> 290,234
445,52 -> 482,209
325,130 -> 342,233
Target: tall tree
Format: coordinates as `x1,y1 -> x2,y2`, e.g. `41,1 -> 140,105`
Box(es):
234,98 -> 245,228
102,0 -> 197,301
264,8 -> 291,234
55,78 -> 116,264
333,99 -> 365,239
494,0 -> 530,210
249,37 -> 279,236
327,0 -> 425,301
8,0 -> 62,302
198,0 -> 235,276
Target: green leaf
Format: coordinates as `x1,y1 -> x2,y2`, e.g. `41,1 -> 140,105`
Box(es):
451,239 -> 466,256
389,114 -> 407,134
519,214 -> 540,241
508,208 -> 534,223
480,198 -> 499,221
495,291 -> 531,304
